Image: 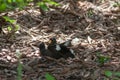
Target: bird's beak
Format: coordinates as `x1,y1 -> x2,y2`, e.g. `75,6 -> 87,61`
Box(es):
48,40 -> 52,44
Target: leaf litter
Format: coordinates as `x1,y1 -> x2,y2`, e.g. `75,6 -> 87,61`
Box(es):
0,0 -> 120,80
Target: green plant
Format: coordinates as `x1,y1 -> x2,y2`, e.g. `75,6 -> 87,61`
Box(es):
37,0 -> 60,11
16,50 -> 23,80
114,72 -> 120,77
0,0 -> 28,12
113,2 -> 120,7
45,73 -> 56,80
2,16 -> 20,39
104,70 -> 120,79
104,70 -> 113,77
87,9 -> 94,17
0,0 -> 59,13
96,53 -> 110,65
3,16 -> 19,32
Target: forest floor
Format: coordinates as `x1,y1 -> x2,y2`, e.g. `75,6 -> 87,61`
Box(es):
0,0 -> 120,80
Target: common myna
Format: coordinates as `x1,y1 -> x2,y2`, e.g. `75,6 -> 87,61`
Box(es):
39,42 -> 62,59
48,37 -> 75,59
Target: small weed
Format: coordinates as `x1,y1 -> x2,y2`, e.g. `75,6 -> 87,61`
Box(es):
0,0 -> 27,12
96,52 -> 110,65
16,50 -> 23,80
113,2 -> 120,7
37,0 -> 60,11
3,16 -> 20,32
2,16 -> 20,39
104,70 -> 113,77
45,73 -> 56,80
87,9 -> 94,17
104,70 -> 120,80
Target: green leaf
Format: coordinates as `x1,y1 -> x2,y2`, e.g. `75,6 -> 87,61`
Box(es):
97,56 -> 110,65
96,52 -> 110,65
13,0 -> 16,3
3,16 -> 16,23
114,72 -> 120,77
37,2 -> 49,11
43,0 -> 59,6
0,3 -> 7,11
8,0 -> 12,3
43,0 -> 51,2
47,1 -> 59,6
16,0 -> 23,3
104,70 -> 112,77
45,73 -> 56,80
15,24 -> 20,31
7,26 -> 12,31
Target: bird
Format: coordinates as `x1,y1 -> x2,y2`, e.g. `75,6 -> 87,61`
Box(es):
59,40 -> 72,47
48,37 -> 75,59
39,42 -> 62,59
48,37 -> 72,47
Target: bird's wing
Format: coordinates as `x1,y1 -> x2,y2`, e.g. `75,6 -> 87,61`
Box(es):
60,40 -> 72,47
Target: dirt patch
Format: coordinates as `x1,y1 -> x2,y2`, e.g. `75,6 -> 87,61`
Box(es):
0,0 -> 120,80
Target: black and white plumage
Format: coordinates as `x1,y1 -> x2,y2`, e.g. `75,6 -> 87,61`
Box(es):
48,37 -> 75,59
39,42 -> 62,59
39,42 -> 52,57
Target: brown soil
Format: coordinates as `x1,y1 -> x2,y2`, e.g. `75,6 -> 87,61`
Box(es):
0,0 -> 120,80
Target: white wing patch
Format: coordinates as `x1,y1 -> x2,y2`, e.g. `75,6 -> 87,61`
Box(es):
70,49 -> 75,55
63,41 -> 70,46
56,45 -> 61,51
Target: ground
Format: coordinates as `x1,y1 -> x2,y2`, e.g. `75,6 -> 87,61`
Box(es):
0,0 -> 120,80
